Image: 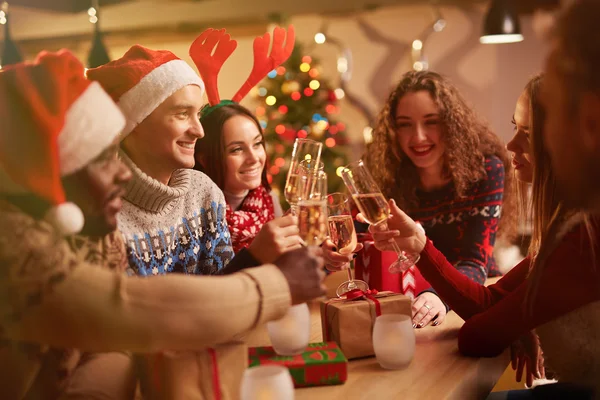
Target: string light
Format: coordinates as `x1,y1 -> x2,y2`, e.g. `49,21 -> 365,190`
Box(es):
291,91 -> 302,101
275,157 -> 285,167
336,166 -> 345,177
298,130 -> 308,138
302,55 -> 312,64
363,126 -> 374,144
267,70 -> 277,78
299,63 -> 310,73
334,88 -> 345,99
265,95 -> 277,106
325,138 -> 336,148
314,32 -> 326,44
309,68 -> 319,78
269,165 -> 280,175
0,6 -> 6,25
309,80 -> 320,90
303,88 -> 314,97
258,87 -> 267,96
336,122 -> 346,131
278,105 -> 288,114
275,124 -> 286,134
337,57 -> 348,73
276,66 -> 286,75
329,126 -> 339,135
88,6 -> 98,24
326,104 -> 337,114
412,40 -> 423,50
255,106 -> 266,116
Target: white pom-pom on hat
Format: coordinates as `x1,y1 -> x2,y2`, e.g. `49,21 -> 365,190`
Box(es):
44,202 -> 85,236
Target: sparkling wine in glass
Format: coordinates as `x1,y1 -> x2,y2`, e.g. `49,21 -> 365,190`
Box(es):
284,139 -> 323,213
327,193 -> 368,297
341,160 -> 420,273
298,198 -> 328,246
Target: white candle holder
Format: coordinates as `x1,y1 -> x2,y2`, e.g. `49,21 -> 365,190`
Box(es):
240,365 -> 295,400
372,314 -> 416,370
267,303 -> 310,356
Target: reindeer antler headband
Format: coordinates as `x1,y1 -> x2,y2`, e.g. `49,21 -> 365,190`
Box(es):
189,25 -> 295,119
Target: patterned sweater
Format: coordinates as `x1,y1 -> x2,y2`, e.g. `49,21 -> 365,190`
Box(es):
409,155 -> 505,286
118,151 -> 234,276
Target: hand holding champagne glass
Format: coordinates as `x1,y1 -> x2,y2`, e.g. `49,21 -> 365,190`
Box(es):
327,193 -> 369,297
341,160 -> 420,273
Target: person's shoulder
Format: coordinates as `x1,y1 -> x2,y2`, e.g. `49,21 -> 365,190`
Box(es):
483,155 -> 505,178
187,169 -> 227,206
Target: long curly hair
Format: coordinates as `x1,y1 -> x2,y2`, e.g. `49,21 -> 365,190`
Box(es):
365,70 -> 516,240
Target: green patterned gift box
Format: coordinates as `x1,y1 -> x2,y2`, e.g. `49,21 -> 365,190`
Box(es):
248,342 -> 348,387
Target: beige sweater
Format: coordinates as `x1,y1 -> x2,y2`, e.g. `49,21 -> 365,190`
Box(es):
0,200 -> 290,396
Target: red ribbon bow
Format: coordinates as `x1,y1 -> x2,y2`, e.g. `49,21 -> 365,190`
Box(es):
323,289 -> 383,341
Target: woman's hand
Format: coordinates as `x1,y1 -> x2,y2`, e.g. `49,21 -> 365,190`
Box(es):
248,215 -> 303,264
511,331 -> 545,388
322,239 -> 364,271
357,199 -> 427,255
411,292 -> 447,328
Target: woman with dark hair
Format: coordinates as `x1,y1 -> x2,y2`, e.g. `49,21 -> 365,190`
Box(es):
195,103 -> 286,254
191,27 -> 357,268
364,70 -> 516,328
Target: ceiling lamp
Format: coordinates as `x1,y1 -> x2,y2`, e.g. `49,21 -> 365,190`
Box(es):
480,0 -> 524,44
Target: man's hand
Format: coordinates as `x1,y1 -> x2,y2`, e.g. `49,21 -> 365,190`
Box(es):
274,247 -> 326,304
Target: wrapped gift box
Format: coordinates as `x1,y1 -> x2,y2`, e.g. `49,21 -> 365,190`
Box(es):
320,291 -> 411,359
248,342 -> 347,387
354,233 -> 430,298
137,341 -> 247,400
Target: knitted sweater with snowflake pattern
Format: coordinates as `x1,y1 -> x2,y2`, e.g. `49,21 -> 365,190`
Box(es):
117,151 -> 237,276
409,155 -> 505,288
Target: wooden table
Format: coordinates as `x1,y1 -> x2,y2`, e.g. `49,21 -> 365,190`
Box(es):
246,300 -> 509,400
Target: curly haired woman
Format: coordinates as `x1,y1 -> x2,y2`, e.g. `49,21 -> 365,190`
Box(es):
364,71 -> 516,328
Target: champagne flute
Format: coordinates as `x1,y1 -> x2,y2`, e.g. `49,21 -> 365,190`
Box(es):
297,170 -> 328,246
341,160 -> 420,273
284,139 -> 323,214
327,193 -> 369,297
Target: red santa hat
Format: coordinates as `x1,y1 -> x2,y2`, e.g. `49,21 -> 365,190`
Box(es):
86,45 -> 204,137
0,49 -> 126,235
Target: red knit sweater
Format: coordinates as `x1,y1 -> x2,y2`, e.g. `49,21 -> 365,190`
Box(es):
417,217 -> 600,357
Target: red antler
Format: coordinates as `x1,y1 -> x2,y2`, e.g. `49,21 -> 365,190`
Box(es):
189,28 -> 238,106
232,25 -> 295,103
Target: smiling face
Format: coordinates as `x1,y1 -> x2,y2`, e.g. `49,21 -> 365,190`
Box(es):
222,115 -> 267,194
122,84 -> 205,184
63,144 -> 132,237
507,91 -> 534,183
394,90 -> 445,173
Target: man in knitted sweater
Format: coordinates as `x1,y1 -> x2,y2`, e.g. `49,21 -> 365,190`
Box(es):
0,49 -> 326,398
87,46 -> 265,276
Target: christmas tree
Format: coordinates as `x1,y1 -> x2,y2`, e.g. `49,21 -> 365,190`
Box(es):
253,44 -> 350,210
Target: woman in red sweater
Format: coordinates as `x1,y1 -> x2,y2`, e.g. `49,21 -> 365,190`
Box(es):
365,65 -> 599,396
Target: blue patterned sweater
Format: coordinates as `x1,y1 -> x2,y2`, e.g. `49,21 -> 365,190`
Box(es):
117,151 -> 234,276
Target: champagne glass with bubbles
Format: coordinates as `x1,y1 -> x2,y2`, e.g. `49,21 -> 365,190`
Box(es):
284,139 -> 323,214
341,160 -> 420,273
327,192 -> 369,297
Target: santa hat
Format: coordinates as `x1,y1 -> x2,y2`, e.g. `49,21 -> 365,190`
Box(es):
86,45 -> 204,137
0,49 -> 126,235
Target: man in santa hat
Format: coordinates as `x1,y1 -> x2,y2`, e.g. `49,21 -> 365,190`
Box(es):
0,49 -> 325,399
86,46 -> 297,278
